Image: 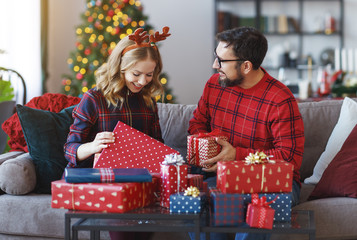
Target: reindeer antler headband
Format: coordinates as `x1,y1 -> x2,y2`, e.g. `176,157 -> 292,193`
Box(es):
122,26 -> 171,55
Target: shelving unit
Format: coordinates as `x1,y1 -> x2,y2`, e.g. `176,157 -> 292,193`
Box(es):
214,0 -> 344,80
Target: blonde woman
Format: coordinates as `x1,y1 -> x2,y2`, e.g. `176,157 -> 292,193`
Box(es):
64,27 -> 170,240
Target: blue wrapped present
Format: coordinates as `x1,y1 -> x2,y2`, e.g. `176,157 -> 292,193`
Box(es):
209,187 -> 245,226
64,168 -> 152,183
169,192 -> 206,214
242,192 -> 292,222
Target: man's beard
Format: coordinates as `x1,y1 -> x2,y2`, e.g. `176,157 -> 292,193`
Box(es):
219,73 -> 244,87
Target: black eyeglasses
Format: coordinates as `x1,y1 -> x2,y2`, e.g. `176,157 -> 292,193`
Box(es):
214,49 -> 247,68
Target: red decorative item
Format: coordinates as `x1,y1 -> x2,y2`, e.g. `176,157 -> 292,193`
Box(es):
246,194 -> 276,229
160,163 -> 188,208
187,174 -> 203,190
187,130 -> 228,168
1,93 -> 81,152
216,160 -> 294,194
51,180 -> 155,213
94,121 -> 179,173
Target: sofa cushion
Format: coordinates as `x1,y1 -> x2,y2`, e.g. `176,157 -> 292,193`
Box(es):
0,153 -> 36,195
308,123 -> 357,200
16,105 -> 76,193
304,97 -> 357,184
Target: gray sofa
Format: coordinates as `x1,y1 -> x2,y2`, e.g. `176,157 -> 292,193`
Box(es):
0,100 -> 356,240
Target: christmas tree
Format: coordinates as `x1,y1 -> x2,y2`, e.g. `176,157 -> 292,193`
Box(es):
62,0 -> 175,103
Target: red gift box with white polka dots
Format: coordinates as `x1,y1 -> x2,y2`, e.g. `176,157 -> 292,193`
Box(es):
94,121 -> 179,173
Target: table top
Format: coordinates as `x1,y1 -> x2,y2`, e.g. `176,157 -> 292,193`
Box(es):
66,206 -> 315,234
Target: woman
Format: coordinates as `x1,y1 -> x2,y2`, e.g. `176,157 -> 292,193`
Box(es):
64,27 -> 171,240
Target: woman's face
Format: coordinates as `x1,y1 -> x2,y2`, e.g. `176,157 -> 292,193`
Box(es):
124,57 -> 156,93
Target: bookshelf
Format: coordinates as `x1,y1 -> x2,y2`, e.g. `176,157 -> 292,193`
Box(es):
214,0 -> 344,79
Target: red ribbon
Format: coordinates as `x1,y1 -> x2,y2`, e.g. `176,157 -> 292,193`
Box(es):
99,168 -> 115,183
251,193 -> 278,207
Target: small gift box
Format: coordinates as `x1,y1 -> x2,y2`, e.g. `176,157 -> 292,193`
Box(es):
94,121 -> 179,173
187,174 -> 203,190
64,168 -> 152,183
217,152 -> 294,194
51,180 -> 155,213
246,196 -> 276,229
242,192 -> 292,222
209,187 -> 245,226
187,131 -> 228,168
169,187 -> 205,214
160,153 -> 188,208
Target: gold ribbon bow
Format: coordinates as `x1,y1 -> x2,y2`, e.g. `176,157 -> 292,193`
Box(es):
184,186 -> 200,198
244,151 -> 275,165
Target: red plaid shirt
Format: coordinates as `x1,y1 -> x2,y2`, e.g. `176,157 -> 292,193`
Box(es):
188,70 -> 304,184
64,88 -> 163,168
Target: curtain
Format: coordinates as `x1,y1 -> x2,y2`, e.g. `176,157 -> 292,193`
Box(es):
0,0 -> 42,103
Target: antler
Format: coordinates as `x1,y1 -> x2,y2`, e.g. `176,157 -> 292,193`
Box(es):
150,26 -> 171,43
128,28 -> 149,45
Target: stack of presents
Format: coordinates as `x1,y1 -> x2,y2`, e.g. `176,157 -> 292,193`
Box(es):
51,122 -> 294,230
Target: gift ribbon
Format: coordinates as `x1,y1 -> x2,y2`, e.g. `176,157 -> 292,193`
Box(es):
99,168 -> 115,183
184,186 -> 200,198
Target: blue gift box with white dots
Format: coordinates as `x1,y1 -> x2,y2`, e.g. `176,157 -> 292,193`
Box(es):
169,193 -> 206,214
242,192 -> 292,222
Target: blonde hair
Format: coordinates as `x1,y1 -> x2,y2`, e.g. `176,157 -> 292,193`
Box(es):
96,36 -> 164,108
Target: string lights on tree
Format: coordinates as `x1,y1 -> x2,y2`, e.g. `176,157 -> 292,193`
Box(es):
62,0 -> 175,103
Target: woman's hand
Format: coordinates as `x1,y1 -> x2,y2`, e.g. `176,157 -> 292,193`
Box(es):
77,132 -> 115,161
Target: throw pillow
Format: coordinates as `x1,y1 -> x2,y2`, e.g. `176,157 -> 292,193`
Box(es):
308,123 -> 357,199
0,153 -> 36,195
304,97 -> 357,184
1,93 -> 80,152
16,104 -> 76,193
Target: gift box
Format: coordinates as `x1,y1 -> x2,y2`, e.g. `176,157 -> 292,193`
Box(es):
217,159 -> 294,194
187,174 -> 203,190
94,121 -> 179,173
242,192 -> 292,222
64,168 -> 152,183
246,196 -> 275,229
51,179 -> 155,213
169,191 -> 206,214
160,154 -> 188,208
209,187 -> 245,226
187,131 -> 228,168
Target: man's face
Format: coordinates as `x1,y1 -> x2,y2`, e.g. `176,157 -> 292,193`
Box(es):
213,42 -> 244,87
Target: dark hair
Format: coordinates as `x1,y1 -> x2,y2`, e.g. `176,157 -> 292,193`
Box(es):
216,27 -> 267,70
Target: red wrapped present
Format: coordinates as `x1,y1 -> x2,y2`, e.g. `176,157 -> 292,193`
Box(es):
217,152 -> 294,194
187,174 -> 203,190
51,179 -> 155,213
160,154 -> 188,208
246,195 -> 276,229
187,130 -> 228,168
94,121 -> 179,173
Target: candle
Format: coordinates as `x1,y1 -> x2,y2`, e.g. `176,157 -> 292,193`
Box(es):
348,48 -> 354,73
341,48 -> 347,72
335,48 -> 340,71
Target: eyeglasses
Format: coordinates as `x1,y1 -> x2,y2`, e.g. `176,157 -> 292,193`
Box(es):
214,49 -> 247,68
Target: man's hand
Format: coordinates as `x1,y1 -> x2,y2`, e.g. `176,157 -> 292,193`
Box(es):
202,138 -> 236,172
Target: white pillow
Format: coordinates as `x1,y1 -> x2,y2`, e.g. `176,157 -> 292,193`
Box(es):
304,97 -> 357,184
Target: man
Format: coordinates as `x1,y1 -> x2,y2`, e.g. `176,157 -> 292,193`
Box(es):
188,27 -> 304,240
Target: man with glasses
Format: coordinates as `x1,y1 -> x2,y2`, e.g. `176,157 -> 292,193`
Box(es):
188,27 -> 304,240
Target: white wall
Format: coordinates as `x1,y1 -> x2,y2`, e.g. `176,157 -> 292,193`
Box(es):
46,0 -> 357,104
